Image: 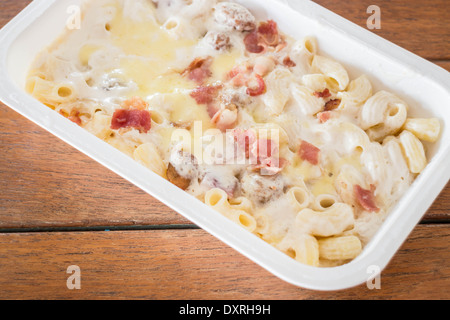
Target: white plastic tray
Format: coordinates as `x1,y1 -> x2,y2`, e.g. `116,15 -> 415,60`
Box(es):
0,0 -> 449,291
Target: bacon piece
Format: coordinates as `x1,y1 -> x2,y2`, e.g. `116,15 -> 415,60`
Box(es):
354,185 -> 380,212
111,109 -> 152,133
233,128 -> 257,160
227,65 -> 249,80
324,99 -> 341,111
317,111 -> 332,123
257,20 -> 279,46
227,64 -> 266,96
230,71 -> 250,87
227,63 -> 255,87
59,109 -> 82,126
255,139 -> 286,175
68,111 -> 82,126
244,31 -> 265,53
243,20 -> 280,53
167,163 -> 191,190
182,57 -> 213,84
256,139 -> 278,162
191,84 -> 238,132
237,137 -> 287,175
233,131 -> 280,168
246,74 -> 266,97
190,85 -> 222,105
313,88 -> 331,99
298,140 -> 320,165
283,56 -> 296,68
256,157 -> 288,176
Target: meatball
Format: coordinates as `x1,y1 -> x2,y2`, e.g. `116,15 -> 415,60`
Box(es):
240,172 -> 285,205
214,2 -> 256,32
167,150 -> 199,190
203,31 -> 231,51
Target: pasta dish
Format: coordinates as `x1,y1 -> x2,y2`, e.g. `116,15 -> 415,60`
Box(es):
26,0 -> 441,267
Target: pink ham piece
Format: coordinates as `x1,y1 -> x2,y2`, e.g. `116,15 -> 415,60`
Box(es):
317,111 -> 332,123
190,84 -> 222,120
233,131 -> 287,175
255,139 -> 287,175
244,20 -> 280,54
282,56 -> 296,68
244,31 -> 265,53
190,85 -> 222,105
257,20 -> 279,46
256,138 -> 278,162
68,111 -> 82,126
111,97 -> 152,133
228,66 -> 266,96
354,185 -> 380,212
255,157 -> 288,176
313,88 -> 331,99
182,57 -> 213,84
299,140 -> 320,165
233,128 -> 257,160
60,109 -> 82,126
246,74 -> 266,97
111,109 -> 152,133
324,99 -> 341,111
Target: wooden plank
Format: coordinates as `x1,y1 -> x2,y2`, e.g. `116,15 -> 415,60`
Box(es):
312,0 -> 450,60
0,0 -> 448,229
0,0 -> 31,27
0,106 -> 189,228
0,225 -> 448,299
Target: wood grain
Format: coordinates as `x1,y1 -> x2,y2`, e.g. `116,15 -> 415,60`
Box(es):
0,225 -> 448,300
313,0 -> 450,60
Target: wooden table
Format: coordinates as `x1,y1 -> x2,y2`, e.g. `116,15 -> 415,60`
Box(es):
0,0 -> 449,300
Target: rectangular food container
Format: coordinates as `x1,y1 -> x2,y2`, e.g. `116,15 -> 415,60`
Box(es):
0,0 -> 449,291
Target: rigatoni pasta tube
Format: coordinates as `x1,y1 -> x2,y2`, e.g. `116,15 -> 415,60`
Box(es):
286,186 -> 311,211
318,235 -> 362,261
403,118 -> 441,143
295,203 -> 355,237
205,188 -> 257,232
133,142 -> 167,178
290,234 -> 320,267
398,130 -> 427,174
